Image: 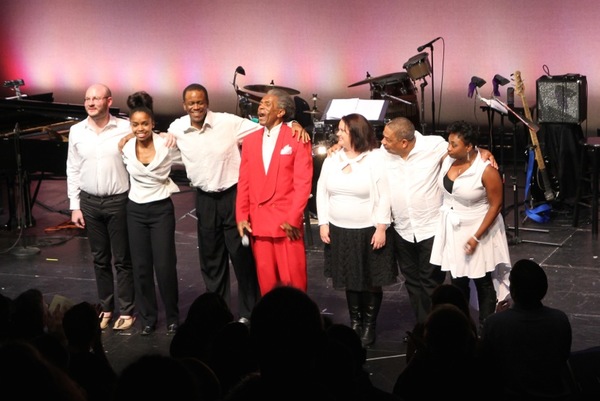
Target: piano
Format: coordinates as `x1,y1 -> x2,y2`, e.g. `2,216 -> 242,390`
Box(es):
0,94 -> 122,229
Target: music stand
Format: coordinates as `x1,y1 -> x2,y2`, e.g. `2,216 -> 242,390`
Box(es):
491,98 -> 562,247
9,123 -> 41,256
321,98 -> 389,124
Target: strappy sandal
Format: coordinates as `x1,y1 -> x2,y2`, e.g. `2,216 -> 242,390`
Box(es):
113,316 -> 136,330
99,312 -> 112,330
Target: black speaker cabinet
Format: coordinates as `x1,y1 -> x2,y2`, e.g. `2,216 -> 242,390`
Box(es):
536,74 -> 587,124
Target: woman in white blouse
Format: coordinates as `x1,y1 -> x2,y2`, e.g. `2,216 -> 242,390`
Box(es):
122,93 -> 181,336
316,113 -> 397,347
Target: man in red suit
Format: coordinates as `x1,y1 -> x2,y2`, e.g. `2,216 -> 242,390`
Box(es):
236,89 -> 313,295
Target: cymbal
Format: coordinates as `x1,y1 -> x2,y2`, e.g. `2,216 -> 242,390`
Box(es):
243,84 -> 300,95
348,72 -> 408,88
303,109 -> 322,115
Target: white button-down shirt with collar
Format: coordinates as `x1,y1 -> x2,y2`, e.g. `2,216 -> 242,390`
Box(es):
168,110 -> 259,192
384,131 -> 448,243
67,115 -> 131,210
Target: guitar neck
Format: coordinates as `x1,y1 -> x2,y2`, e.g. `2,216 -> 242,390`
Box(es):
514,70 -> 555,202
516,76 -> 546,170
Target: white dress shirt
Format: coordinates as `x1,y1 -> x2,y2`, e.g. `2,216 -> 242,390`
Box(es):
67,115 -> 131,210
262,123 -> 281,173
384,131 -> 448,242
168,110 -> 259,192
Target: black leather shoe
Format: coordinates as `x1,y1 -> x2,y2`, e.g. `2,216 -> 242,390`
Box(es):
166,324 -> 178,335
141,325 -> 155,336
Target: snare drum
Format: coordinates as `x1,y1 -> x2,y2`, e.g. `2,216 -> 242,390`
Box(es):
403,52 -> 431,80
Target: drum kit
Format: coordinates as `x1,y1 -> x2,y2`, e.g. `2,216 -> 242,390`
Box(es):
234,79 -> 324,127
232,51 -> 433,133
345,52 -> 432,131
235,81 -> 301,120
348,71 -> 415,105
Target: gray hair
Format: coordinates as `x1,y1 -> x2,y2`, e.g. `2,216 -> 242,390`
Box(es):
267,89 -> 296,121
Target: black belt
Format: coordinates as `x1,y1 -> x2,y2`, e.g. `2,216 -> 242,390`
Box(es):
80,190 -> 128,202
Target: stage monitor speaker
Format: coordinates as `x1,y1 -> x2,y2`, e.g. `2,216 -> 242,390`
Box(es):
536,74 -> 587,124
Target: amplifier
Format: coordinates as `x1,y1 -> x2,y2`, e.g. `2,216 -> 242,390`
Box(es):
536,74 -> 587,124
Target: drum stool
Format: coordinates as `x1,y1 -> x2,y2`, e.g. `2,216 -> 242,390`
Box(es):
572,136 -> 600,239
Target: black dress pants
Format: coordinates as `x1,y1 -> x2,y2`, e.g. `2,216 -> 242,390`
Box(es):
80,191 -> 134,316
392,232 -> 446,323
127,197 -> 179,327
195,185 -> 260,319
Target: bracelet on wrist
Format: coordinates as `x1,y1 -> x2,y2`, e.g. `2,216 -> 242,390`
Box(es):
472,235 -> 480,243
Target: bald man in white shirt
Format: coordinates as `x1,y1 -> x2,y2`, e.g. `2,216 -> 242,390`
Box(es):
67,83 -> 135,331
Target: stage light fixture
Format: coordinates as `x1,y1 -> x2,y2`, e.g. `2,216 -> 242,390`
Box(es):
468,76 -> 486,98
492,74 -> 510,96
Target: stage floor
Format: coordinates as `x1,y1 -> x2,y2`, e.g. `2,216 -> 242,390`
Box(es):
1,171 -> 599,393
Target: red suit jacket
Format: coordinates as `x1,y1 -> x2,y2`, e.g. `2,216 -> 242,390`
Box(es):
236,123 -> 313,237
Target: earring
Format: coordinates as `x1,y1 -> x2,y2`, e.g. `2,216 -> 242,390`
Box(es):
467,150 -> 470,162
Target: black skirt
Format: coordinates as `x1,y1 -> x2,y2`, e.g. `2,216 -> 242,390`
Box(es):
324,224 -> 398,291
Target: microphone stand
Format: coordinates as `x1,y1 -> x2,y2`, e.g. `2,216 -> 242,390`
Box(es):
420,44 -> 436,133
10,123 -> 41,257
232,66 -> 246,116
419,79 -> 428,135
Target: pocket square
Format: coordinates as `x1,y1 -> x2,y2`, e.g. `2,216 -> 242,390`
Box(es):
280,144 -> 293,155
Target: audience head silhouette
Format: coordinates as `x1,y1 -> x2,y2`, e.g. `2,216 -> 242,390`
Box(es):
431,283 -> 470,316
509,259 -> 548,308
430,283 -> 477,332
62,301 -> 99,349
169,291 -> 234,361
250,285 -> 326,378
424,303 -> 477,359
9,288 -> 47,340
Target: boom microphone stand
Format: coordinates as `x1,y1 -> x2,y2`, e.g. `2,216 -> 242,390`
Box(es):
417,37 -> 441,133
232,65 -> 246,116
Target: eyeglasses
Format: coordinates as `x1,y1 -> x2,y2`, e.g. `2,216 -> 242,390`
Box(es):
84,96 -> 109,103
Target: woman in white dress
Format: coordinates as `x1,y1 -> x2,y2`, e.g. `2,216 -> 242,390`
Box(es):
430,120 -> 511,330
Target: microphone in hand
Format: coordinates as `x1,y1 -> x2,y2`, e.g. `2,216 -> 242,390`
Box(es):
241,228 -> 250,247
